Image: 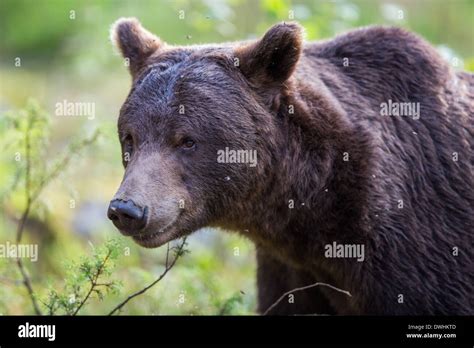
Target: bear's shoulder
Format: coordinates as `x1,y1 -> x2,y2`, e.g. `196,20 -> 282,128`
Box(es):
307,26 -> 439,61
298,26 -> 457,116
304,26 -> 449,89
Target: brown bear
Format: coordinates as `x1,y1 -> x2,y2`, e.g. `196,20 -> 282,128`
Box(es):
108,18 -> 474,315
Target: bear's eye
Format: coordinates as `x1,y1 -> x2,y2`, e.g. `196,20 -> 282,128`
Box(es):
153,63 -> 169,73
181,138 -> 196,150
122,134 -> 134,166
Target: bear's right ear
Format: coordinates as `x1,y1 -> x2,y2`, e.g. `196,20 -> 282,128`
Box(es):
111,17 -> 164,77
235,22 -> 303,86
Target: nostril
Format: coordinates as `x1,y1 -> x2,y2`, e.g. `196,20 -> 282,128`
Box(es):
109,212 -> 119,221
107,199 -> 147,232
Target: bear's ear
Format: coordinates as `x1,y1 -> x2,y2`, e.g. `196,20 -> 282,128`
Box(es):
235,22 -> 303,86
111,17 -> 163,76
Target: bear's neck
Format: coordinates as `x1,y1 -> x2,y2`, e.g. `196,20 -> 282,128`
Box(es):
245,84 -> 375,271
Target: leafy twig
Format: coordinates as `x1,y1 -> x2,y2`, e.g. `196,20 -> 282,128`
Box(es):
72,249 -> 112,315
42,239 -> 121,315
165,242 -> 170,268
108,237 -> 188,315
15,110 -> 42,315
9,101 -> 100,316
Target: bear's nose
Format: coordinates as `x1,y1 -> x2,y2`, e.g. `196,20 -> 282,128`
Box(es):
107,199 -> 147,235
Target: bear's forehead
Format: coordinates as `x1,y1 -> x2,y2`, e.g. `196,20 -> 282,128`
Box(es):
121,50 -> 235,118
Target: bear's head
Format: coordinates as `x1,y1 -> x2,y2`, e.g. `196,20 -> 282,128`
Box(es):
108,18 -> 303,247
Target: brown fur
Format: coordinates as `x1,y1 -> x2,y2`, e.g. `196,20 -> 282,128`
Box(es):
110,18 -> 474,315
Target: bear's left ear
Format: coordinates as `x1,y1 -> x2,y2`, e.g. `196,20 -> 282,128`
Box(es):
111,17 -> 164,77
235,22 -> 303,86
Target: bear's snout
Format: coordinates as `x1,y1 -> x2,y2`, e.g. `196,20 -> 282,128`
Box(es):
107,198 -> 148,235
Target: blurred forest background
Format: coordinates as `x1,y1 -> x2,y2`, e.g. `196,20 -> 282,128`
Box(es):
0,0 -> 473,315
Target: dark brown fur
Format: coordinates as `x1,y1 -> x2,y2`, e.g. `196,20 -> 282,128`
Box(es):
110,18 -> 474,315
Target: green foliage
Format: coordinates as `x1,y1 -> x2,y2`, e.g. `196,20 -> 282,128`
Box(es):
465,57 -> 474,72
0,100 -> 106,315
42,238 -> 122,315
218,292 -> 245,315
1,99 -> 49,200
1,99 -> 100,209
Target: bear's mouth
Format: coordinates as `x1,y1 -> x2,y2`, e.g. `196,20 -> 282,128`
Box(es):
132,227 -> 176,248
131,214 -> 183,248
